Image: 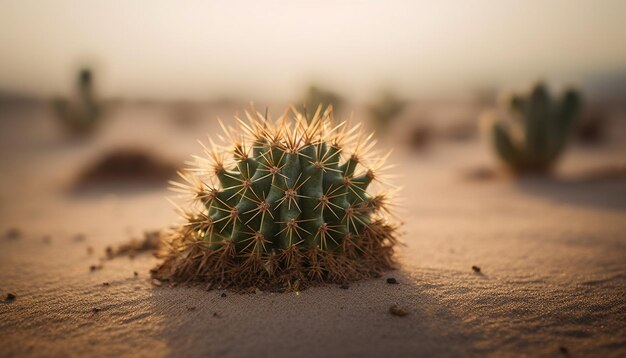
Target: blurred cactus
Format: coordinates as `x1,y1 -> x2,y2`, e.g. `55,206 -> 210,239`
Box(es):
303,85 -> 343,119
482,83 -> 582,174
367,91 -> 405,134
52,68 -> 100,136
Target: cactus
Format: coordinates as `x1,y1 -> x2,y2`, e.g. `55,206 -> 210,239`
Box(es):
153,105 -> 398,290
367,91 -> 406,133
53,68 -> 100,136
482,83 -> 582,173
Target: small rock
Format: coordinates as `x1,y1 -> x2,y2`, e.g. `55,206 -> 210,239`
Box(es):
339,283 -> 350,289
389,305 -> 409,317
386,277 -> 398,284
133,271 -> 139,277
89,264 -> 102,272
4,228 -> 21,240
102,282 -> 110,286
221,293 -> 227,298
92,307 -> 101,313
151,279 -> 162,287
6,293 -> 16,302
472,265 -> 481,273
559,346 -> 569,355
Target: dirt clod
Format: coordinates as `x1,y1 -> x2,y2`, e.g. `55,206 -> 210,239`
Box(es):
389,305 -> 408,317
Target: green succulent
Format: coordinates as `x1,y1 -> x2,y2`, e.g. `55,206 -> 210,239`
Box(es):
154,106 -> 398,290
483,83 -> 582,173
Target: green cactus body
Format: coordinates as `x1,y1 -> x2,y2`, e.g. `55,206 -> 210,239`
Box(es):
485,83 -> 581,173
155,106 -> 397,290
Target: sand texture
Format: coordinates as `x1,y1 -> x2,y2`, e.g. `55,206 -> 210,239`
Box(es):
1,103 -> 625,357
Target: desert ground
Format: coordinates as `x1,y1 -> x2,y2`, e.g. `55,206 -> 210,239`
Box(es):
1,102 -> 625,357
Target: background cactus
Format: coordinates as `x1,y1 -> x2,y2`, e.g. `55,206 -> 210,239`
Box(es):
483,82 -> 582,173
52,68 -> 100,136
367,91 -> 406,134
153,105 -> 398,290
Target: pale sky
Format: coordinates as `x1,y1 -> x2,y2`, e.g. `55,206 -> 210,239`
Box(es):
1,0 -> 625,100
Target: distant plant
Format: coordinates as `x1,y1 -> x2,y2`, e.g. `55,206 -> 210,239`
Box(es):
482,83 -> 582,174
52,68 -> 100,136
153,105 -> 398,290
303,85 -> 343,119
367,92 -> 405,133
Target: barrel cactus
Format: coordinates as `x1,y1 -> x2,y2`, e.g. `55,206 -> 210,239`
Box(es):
482,83 -> 582,173
153,106 -> 398,290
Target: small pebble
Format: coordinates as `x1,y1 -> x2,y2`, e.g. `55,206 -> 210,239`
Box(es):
92,307 -> 101,313
559,346 -> 569,355
6,293 -> 17,302
386,277 -> 398,284
151,279 -> 162,287
102,282 -> 110,287
389,305 -> 409,317
221,293 -> 227,298
472,265 -> 481,273
133,271 -> 139,277
4,228 -> 21,240
339,283 -> 350,289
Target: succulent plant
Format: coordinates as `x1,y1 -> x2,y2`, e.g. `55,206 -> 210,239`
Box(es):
482,83 -> 582,173
153,105 -> 398,290
52,68 -> 100,136
367,91 -> 406,133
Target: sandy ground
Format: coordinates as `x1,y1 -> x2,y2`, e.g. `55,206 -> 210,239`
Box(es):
0,103 -> 625,357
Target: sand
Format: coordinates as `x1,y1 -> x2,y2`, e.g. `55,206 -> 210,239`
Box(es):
1,103 -> 625,357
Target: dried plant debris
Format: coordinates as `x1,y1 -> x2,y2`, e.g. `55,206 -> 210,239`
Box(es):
73,148 -> 178,189
153,105 -> 400,291
106,231 -> 162,259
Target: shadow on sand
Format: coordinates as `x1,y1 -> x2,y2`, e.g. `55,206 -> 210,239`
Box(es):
146,269 -> 483,357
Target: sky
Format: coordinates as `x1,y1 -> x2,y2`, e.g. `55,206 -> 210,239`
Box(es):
1,0 -> 625,101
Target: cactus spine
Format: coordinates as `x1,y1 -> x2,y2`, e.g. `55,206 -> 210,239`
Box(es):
154,106 -> 398,290
483,83 -> 582,173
